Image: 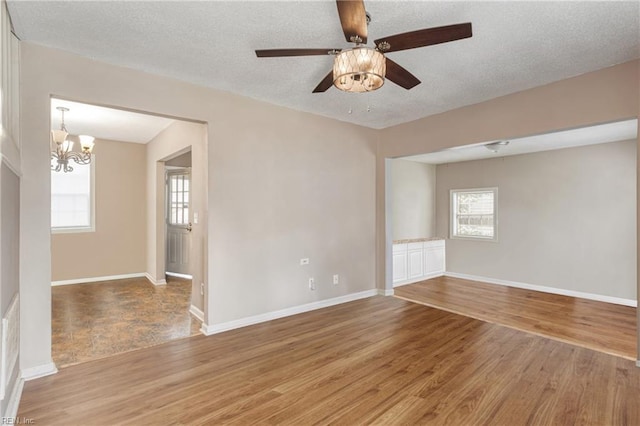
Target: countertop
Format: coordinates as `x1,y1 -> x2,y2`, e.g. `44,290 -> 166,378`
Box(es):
392,237 -> 445,244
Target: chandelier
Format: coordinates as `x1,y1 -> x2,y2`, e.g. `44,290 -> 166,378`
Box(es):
333,46 -> 386,92
51,107 -> 95,173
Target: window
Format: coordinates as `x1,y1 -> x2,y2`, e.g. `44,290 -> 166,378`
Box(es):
168,171 -> 190,225
450,188 -> 497,241
51,158 -> 95,232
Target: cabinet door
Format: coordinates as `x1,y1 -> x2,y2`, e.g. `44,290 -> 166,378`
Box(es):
392,251 -> 408,283
408,249 -> 424,279
424,244 -> 445,275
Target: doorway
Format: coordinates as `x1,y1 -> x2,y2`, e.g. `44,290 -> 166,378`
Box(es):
166,159 -> 192,278
49,98 -> 207,367
385,120 -> 638,360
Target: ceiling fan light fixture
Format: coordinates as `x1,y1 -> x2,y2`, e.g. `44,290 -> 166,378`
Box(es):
333,47 -> 385,93
485,140 -> 510,153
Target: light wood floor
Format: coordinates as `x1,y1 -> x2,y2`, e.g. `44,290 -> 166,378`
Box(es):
52,276 -> 201,367
19,296 -> 639,425
395,276 -> 637,360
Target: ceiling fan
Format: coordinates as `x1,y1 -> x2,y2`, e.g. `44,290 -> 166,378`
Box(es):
255,0 -> 472,93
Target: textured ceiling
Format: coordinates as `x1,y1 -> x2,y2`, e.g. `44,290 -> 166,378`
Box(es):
8,1 -> 640,129
51,98 -> 174,144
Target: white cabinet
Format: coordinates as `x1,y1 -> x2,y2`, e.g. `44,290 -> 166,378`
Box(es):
392,243 -> 408,283
407,242 -> 424,280
424,240 -> 445,276
392,239 -> 445,287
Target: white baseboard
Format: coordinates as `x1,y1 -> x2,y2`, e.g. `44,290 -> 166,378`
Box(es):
145,273 -> 167,286
51,273 -> 146,286
3,376 -> 23,419
201,289 -> 378,336
393,271 -> 444,288
378,288 -> 394,296
189,304 -> 204,322
166,272 -> 193,280
21,362 -> 58,381
444,272 -> 637,307
200,323 -> 210,336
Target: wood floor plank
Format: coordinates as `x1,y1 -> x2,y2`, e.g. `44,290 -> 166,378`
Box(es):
18,296 -> 640,425
395,276 -> 637,359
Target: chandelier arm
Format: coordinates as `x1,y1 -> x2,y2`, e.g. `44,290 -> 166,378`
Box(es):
51,106 -> 95,173
65,151 -> 92,165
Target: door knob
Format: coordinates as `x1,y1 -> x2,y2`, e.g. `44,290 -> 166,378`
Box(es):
186,222 -> 193,232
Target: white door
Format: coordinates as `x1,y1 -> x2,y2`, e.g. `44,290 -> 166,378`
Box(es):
166,170 -> 192,276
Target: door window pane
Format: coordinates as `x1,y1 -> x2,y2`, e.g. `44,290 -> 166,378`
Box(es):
168,172 -> 190,225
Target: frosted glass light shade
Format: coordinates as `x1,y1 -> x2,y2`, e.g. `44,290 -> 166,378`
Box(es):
51,129 -> 69,144
79,135 -> 95,152
61,140 -> 74,153
333,47 -> 385,93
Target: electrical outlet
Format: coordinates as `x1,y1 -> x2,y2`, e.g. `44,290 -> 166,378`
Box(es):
300,258 -> 310,265
200,283 -> 205,295
308,277 -> 315,290
333,274 -> 339,285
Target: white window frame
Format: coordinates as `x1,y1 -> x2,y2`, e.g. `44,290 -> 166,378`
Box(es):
450,187 -> 498,241
51,156 -> 96,234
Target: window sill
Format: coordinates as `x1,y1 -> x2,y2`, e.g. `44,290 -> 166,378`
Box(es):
52,226 -> 95,234
450,235 -> 498,242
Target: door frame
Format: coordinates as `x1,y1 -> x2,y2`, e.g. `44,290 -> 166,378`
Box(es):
165,166 -> 192,278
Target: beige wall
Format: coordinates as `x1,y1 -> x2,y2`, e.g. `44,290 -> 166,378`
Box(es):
377,60 -> 640,293
0,163 -> 19,415
146,120 -> 206,313
207,100 -> 377,324
379,60 -> 639,159
390,159 -> 436,240
15,39 -> 640,372
0,3 -> 21,411
165,151 -> 191,167
0,164 -> 19,315
19,43 -> 377,371
51,138 -> 146,281
436,140 -> 636,300
637,62 -> 639,361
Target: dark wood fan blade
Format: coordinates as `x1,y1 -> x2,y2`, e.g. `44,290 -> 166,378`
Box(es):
385,58 -> 421,90
312,71 -> 334,93
256,49 -> 341,58
336,0 -> 368,44
375,23 -> 472,53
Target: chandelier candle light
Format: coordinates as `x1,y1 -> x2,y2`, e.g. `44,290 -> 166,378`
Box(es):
51,106 -> 95,173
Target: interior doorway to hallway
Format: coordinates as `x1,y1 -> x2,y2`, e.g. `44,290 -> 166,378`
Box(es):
49,98 -> 207,368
